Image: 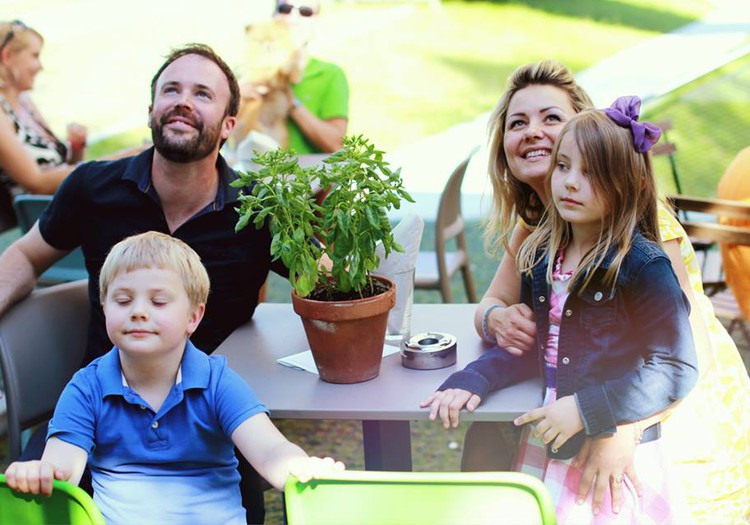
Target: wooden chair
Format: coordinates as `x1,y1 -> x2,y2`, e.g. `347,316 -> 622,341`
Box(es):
652,120 -> 682,194
415,147 -> 479,303
0,280 -> 89,461
667,194 -> 750,346
653,122 -> 714,263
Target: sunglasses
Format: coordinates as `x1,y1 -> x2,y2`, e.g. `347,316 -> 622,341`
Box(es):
0,20 -> 28,54
277,3 -> 316,17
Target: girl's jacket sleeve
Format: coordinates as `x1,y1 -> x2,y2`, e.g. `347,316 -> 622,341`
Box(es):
437,345 -> 537,400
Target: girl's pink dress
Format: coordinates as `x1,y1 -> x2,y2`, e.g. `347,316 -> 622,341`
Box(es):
514,251 -> 694,524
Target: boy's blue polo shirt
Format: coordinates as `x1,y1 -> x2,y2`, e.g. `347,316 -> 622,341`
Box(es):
48,341 -> 267,525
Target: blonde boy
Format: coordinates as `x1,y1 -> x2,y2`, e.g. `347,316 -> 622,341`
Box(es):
4,231 -> 342,524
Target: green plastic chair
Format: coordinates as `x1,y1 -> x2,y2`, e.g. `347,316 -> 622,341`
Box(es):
0,474 -> 105,525
285,470 -> 557,525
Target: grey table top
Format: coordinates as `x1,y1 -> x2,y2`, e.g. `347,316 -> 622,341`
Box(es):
214,303 -> 542,422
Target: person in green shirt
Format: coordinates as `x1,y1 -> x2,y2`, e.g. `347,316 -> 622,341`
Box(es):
273,1 -> 349,154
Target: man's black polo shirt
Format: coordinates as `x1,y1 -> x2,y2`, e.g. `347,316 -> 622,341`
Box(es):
40,148 -> 280,364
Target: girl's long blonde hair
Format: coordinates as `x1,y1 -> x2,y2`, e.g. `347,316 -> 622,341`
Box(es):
517,110 -> 660,294
485,60 -> 594,255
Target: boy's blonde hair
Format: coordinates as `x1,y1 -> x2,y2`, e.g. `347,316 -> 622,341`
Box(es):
99,232 -> 210,307
517,110 -> 660,294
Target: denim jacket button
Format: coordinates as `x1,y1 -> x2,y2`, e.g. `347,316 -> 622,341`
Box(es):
538,295 -> 546,303
561,357 -> 570,365
565,309 -> 572,317
594,291 -> 603,301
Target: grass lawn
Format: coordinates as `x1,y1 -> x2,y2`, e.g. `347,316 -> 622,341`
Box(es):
12,0 -> 708,157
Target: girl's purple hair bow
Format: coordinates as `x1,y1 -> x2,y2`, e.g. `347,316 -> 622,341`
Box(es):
603,96 -> 662,153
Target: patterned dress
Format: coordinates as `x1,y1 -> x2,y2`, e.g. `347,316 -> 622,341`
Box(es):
515,249 -> 694,524
657,205 -> 750,523
0,94 -> 67,195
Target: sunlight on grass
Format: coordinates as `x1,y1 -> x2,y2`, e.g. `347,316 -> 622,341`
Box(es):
644,54 -> 750,196
16,0 -> 710,157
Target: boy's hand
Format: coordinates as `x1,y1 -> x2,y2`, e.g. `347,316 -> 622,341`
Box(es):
289,456 -> 345,483
420,388 -> 482,429
514,395 -> 583,452
4,460 -> 70,496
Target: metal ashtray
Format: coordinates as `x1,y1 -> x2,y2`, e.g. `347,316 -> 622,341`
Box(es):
401,332 -> 457,370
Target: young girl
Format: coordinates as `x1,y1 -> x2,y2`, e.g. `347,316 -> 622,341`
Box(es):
422,97 -> 698,524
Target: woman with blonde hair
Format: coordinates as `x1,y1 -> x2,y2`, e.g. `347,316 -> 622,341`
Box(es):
0,20 -> 142,229
463,60 -> 750,522
0,21 -> 86,198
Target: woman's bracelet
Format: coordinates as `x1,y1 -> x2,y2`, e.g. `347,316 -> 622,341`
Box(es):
481,303 -> 506,344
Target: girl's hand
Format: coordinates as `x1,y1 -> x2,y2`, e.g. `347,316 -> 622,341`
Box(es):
489,304 -> 536,356
288,456 -> 345,483
420,388 -> 482,429
514,395 -> 583,452
572,424 -> 642,515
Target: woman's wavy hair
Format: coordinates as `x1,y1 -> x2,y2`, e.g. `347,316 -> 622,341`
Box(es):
0,21 -> 43,88
516,110 -> 660,294
485,60 -> 594,255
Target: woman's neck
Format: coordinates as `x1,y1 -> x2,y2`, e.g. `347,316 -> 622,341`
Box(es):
532,182 -> 550,206
0,85 -> 21,107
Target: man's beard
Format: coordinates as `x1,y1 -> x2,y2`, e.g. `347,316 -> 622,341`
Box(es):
150,108 -> 222,163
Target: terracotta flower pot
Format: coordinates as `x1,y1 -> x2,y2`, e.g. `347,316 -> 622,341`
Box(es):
291,275 -> 396,384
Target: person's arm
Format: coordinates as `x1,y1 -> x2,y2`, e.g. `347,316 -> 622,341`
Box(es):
420,345 -> 537,428
474,223 -> 536,355
0,224 -> 68,315
286,64 -> 348,154
4,437 -> 88,496
575,257 -> 699,438
231,413 -> 344,490
662,238 -> 713,378
0,111 -> 75,194
288,104 -> 347,153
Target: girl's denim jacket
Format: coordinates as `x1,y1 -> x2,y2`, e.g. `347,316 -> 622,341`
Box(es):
440,231 -> 698,459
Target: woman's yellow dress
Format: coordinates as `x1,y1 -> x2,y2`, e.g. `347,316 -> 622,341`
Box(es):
659,205 -> 750,523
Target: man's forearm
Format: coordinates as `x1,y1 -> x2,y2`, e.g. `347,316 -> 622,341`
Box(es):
0,243 -> 40,316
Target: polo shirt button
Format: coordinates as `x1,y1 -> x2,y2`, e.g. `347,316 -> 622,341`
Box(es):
538,296 -> 546,303
565,309 -> 572,317
594,291 -> 603,301
140,405 -> 147,410
151,421 -> 159,429
561,357 -> 570,365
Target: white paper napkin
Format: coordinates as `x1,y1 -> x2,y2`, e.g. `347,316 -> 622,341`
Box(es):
277,344 -> 401,374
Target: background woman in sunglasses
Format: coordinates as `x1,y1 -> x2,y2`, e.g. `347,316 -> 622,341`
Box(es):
273,1 -> 349,154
